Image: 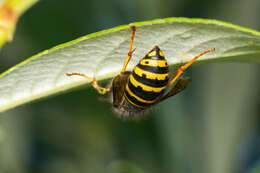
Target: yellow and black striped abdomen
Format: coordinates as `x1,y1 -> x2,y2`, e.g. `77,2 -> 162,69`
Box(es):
124,46 -> 170,108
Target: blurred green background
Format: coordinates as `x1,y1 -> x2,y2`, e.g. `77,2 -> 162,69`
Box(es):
0,0 -> 260,173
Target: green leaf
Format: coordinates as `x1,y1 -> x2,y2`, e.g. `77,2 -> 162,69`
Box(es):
1,17 -> 260,113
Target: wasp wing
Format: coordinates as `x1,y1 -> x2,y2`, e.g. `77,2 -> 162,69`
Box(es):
158,77 -> 191,103
112,72 -> 131,107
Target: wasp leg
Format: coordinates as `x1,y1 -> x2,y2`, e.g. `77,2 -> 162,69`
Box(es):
158,77 -> 191,103
66,73 -> 111,95
168,48 -> 215,87
97,81 -> 114,103
121,24 -> 136,73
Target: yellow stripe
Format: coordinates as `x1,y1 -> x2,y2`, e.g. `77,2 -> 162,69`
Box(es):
129,75 -> 166,92
139,59 -> 167,67
159,51 -> 164,57
134,66 -> 169,80
148,51 -> 156,57
124,92 -> 145,108
125,84 -> 156,104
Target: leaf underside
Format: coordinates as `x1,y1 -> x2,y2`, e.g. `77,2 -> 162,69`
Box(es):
1,17 -> 260,113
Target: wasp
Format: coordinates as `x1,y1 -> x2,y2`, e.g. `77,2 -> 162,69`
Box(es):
67,24 -> 215,119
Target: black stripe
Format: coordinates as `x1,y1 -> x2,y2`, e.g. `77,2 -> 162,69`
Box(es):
128,80 -> 164,101
124,89 -> 153,108
144,54 -> 165,60
132,71 -> 169,88
137,64 -> 169,74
